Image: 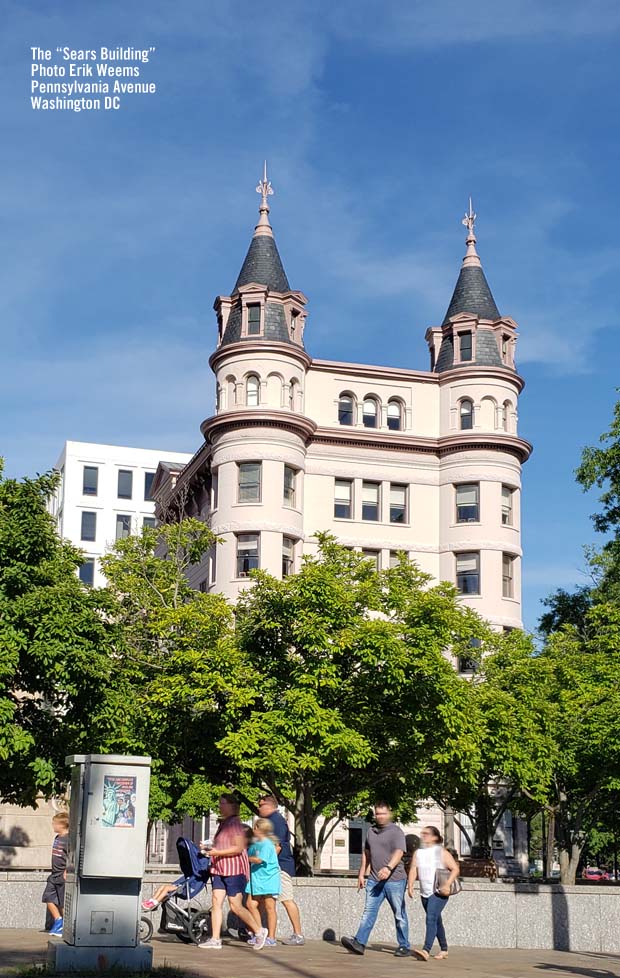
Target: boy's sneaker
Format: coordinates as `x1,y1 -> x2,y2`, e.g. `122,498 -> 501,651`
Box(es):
198,937 -> 222,950
282,933 -> 305,946
253,927 -> 268,950
264,938 -> 277,947
49,918 -> 63,936
246,936 -> 257,945
141,899 -> 158,912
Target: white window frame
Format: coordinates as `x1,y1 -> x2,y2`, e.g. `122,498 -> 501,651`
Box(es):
238,462 -> 262,504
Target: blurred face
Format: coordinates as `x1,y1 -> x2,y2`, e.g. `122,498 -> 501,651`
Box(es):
258,797 -> 276,816
374,805 -> 392,827
219,797 -> 238,819
420,828 -> 435,847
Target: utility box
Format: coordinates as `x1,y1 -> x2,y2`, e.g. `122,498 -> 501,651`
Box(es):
48,754 -> 153,973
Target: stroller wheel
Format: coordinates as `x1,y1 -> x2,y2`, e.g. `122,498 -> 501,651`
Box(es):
139,916 -> 154,943
185,910 -> 211,945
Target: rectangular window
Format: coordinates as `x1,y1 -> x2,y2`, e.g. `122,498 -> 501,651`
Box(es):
389,550 -> 402,569
502,486 -> 514,526
283,465 -> 296,508
389,484 -> 407,524
247,303 -> 261,335
118,469 -> 133,499
211,471 -> 219,510
362,481 -> 380,521
143,516 -> 156,530
503,553 -> 515,598
115,514 -> 132,540
458,657 -> 477,674
460,331 -> 473,362
210,547 -> 217,584
282,536 -> 295,577
456,483 -> 479,523
80,511 -> 96,542
79,558 -> 95,587
456,552 -> 480,595
83,465 -> 98,496
334,479 -> 353,519
236,533 -> 259,578
238,462 -> 262,503
361,549 -> 380,570
144,472 -> 155,501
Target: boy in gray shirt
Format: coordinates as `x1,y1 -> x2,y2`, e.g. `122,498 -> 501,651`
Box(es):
341,802 -> 410,957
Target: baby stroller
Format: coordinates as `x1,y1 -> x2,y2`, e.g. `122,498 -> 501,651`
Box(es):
141,837 -> 211,945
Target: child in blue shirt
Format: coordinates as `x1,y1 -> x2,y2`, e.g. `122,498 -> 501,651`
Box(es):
246,818 -> 281,947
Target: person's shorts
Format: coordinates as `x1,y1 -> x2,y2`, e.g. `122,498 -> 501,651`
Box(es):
280,871 -> 294,903
42,878 -> 65,908
211,873 -> 247,898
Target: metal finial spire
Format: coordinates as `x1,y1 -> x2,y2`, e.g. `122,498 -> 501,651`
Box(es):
254,160 -> 274,236
462,197 -> 476,238
461,196 -> 480,266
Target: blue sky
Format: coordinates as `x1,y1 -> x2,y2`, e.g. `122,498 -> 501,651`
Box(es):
2,0 -> 619,631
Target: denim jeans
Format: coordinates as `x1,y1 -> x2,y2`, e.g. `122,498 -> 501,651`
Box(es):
355,878 -> 409,949
421,894 -> 448,952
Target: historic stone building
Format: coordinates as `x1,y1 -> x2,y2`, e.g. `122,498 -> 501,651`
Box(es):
154,175 -> 531,642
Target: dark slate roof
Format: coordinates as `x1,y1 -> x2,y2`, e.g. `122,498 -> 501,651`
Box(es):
435,328 -> 504,372
442,265 -> 500,325
220,300 -> 291,346
233,234 -> 290,294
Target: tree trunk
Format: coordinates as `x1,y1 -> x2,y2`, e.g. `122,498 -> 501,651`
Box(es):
443,807 -> 456,849
293,781 -> 316,876
559,841 -> 583,885
472,792 -> 494,858
545,811 -> 555,878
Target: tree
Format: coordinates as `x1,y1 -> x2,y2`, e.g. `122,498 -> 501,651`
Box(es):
433,629 -> 557,860
217,537 -> 488,873
100,518 -> 251,824
0,463 -> 118,805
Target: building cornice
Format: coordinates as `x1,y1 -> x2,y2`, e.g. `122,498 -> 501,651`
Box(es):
312,426 -> 533,463
210,341 -> 312,372
310,358 -> 439,384
437,364 -> 525,393
201,409 -> 318,445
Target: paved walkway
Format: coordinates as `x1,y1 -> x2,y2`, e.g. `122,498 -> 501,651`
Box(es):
0,931 -> 618,978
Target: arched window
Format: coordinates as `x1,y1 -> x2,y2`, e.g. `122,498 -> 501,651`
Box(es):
502,400 -> 511,432
363,397 -> 379,428
246,374 -> 260,407
387,399 -> 403,432
216,382 -> 222,411
289,378 -> 298,411
338,393 -> 355,426
460,398 -> 474,431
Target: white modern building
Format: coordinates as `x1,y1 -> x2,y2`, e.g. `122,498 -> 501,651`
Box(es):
153,178 -> 531,637
49,441 -> 192,587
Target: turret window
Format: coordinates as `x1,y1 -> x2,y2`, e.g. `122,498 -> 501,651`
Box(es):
502,486 -> 514,525
246,375 -> 260,407
502,400 -> 511,432
456,483 -> 479,523
502,553 -> 515,598
459,399 -> 474,430
236,533 -> 260,577
238,462 -> 262,503
338,393 -> 355,426
247,303 -> 261,335
283,465 -> 297,507
363,397 -> 379,428
387,400 -> 403,431
460,331 -> 473,362
282,536 -> 296,577
456,552 -> 480,595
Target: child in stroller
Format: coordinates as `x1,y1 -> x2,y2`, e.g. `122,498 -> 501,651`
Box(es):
141,837 -> 211,944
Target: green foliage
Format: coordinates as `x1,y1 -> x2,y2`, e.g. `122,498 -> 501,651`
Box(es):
100,520 -> 250,823
0,464 -> 118,805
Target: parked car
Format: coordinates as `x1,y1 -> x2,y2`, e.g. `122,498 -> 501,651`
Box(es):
582,866 -> 609,881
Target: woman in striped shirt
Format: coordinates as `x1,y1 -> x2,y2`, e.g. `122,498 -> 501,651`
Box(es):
199,794 -> 267,951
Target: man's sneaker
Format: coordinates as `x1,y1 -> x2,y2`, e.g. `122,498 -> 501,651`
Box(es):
282,933 -> 305,946
198,937 -> 222,950
264,938 -> 277,947
253,927 -> 268,950
394,946 -> 411,957
49,918 -> 63,936
341,935 -> 365,955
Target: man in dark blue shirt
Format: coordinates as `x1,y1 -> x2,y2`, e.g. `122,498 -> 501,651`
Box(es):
258,795 -> 305,945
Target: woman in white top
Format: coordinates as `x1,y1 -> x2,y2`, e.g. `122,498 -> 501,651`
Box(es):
407,826 -> 459,961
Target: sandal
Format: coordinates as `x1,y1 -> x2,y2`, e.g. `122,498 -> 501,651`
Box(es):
413,948 -> 430,961
433,951 -> 449,960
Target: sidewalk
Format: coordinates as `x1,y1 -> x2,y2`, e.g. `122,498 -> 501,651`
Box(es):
0,930 -> 618,978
